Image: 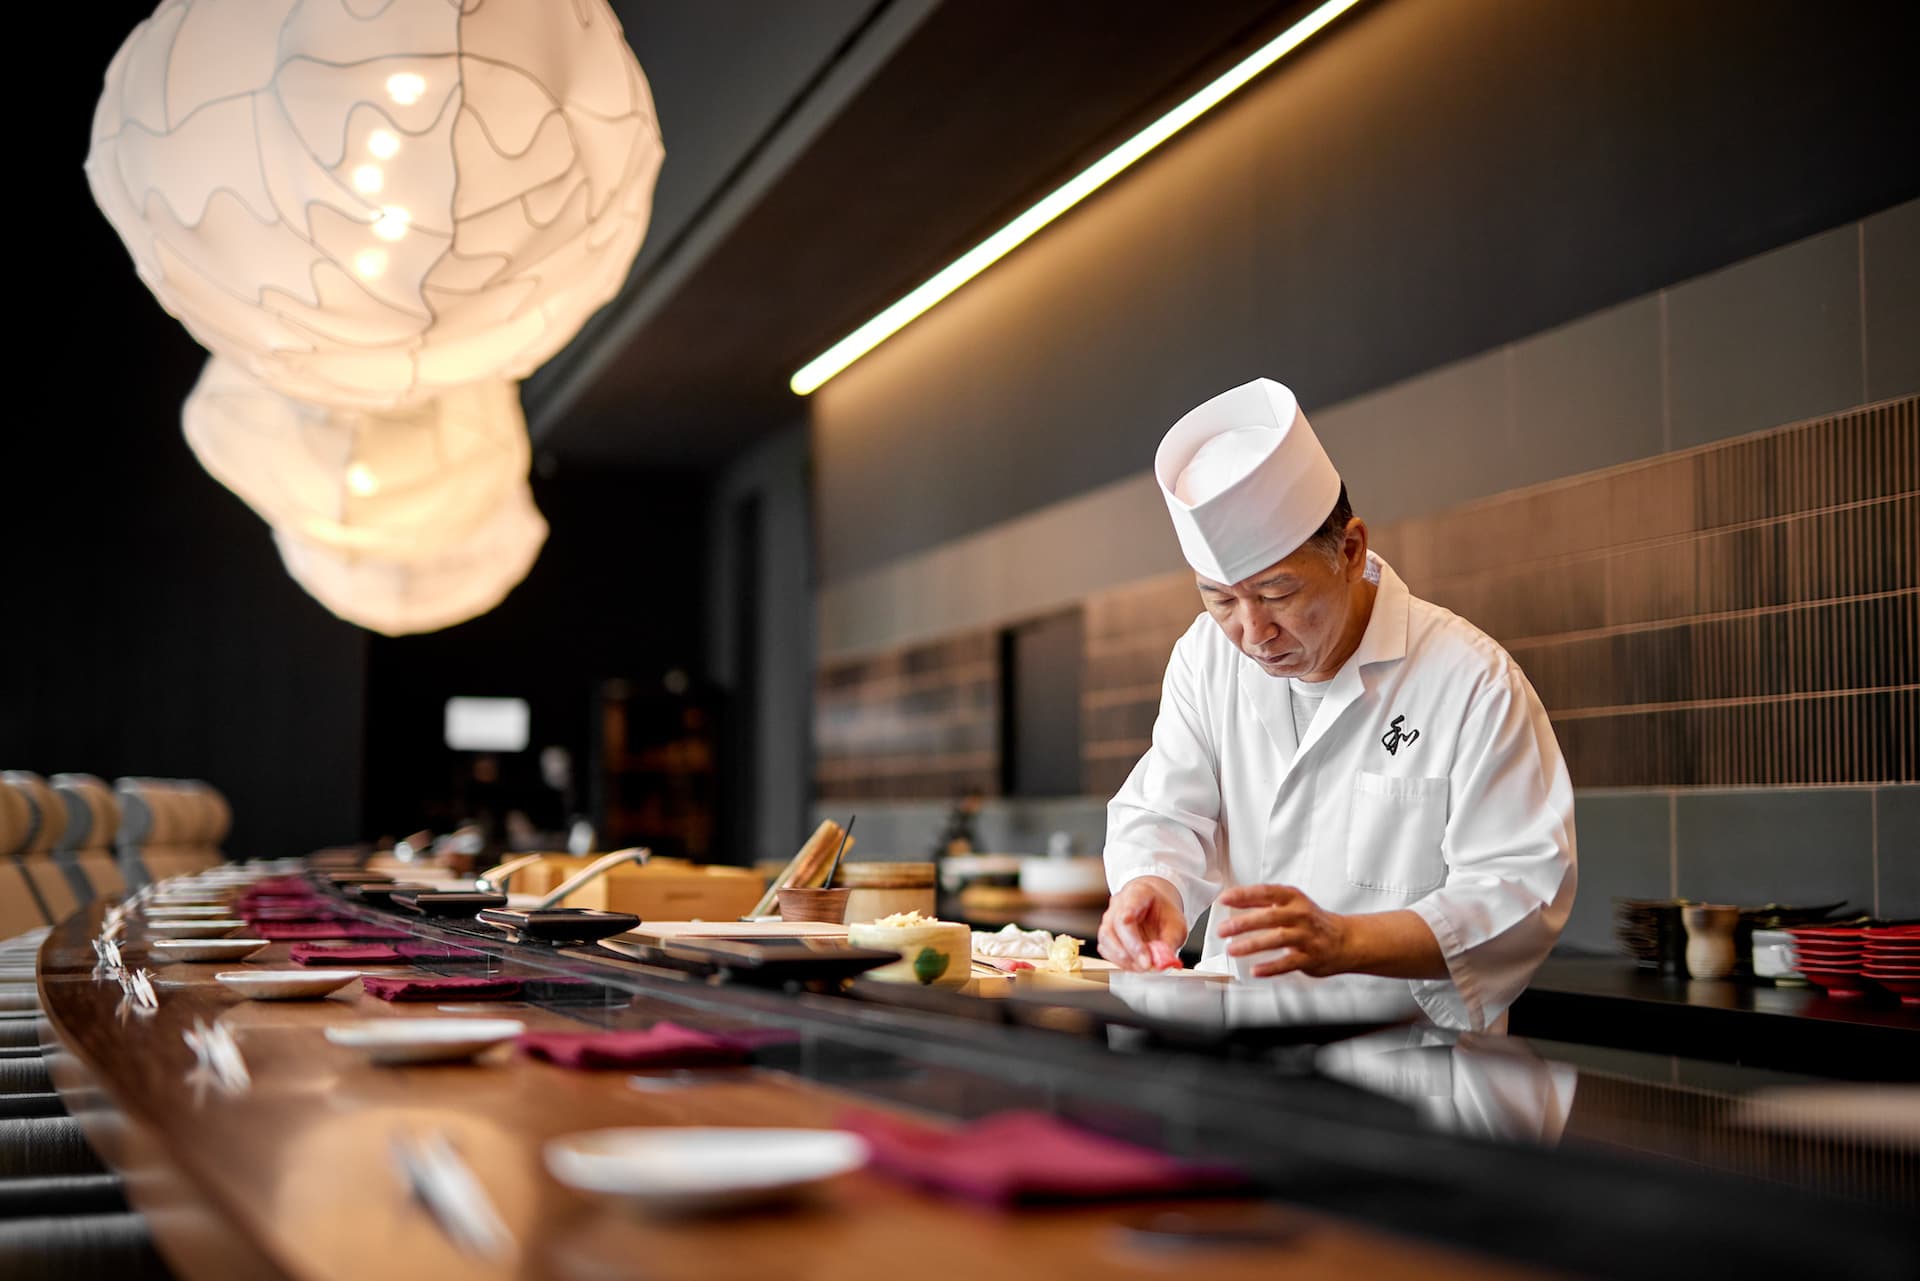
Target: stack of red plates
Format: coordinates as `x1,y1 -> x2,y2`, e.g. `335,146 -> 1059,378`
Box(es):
1862,926 -> 1920,1006
1786,927 -> 1870,998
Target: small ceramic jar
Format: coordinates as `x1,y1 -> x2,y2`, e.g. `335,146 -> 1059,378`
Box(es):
847,918 -> 971,987
1682,904 -> 1741,979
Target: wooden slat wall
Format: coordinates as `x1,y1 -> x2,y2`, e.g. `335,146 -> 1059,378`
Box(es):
1561,1072 -> 1918,1209
1080,395 -> 1919,793
1081,576 -> 1205,797
814,633 -> 1000,801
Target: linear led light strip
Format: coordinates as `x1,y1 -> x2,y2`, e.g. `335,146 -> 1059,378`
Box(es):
790,0 -> 1364,395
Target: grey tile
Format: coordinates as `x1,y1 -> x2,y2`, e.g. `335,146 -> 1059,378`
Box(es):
1876,785 -> 1920,919
1863,198 -> 1920,402
1510,296 -> 1666,480
1561,791 -> 1672,954
811,801 -> 949,860
1313,350 -> 1513,527
1666,225 -> 1864,447
1674,789 -> 1875,913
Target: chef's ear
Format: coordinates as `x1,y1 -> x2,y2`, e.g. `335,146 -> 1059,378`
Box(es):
1341,517 -> 1369,581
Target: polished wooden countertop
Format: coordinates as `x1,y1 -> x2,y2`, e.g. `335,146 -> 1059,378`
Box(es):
35,902 -> 1548,1281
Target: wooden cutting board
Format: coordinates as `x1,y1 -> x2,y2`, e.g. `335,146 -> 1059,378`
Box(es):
621,919 -> 850,946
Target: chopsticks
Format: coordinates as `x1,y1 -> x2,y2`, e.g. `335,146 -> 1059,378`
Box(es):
822,815 -> 857,888
391,1129 -> 513,1260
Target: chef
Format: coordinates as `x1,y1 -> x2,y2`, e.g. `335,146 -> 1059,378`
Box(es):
1099,378 -> 1575,1031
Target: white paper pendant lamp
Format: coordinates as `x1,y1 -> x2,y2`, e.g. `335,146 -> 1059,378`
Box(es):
182,356 -> 530,563
85,0 -> 663,411
274,477 -> 549,637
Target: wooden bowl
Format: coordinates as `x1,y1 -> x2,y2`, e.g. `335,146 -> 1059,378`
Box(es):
776,887 -> 851,924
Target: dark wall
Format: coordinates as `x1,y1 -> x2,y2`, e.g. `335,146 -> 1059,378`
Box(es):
6,10 -> 707,861
5,257 -> 370,861
358,464 -> 709,844
4,6 -> 371,860
813,0 -> 1920,581
704,423 -> 815,864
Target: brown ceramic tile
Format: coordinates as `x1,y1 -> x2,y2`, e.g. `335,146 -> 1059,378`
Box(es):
822,396 -> 1915,803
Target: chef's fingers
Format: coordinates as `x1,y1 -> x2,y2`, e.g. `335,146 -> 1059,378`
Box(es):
1223,926 -> 1305,957
1250,951 -> 1309,979
1112,915 -> 1150,967
1099,907 -> 1147,968
1217,884 -> 1300,909
1216,906 -> 1307,937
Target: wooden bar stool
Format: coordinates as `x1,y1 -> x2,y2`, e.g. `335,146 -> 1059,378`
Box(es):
0,788 -> 42,942
0,776 -> 76,929
49,776 -> 125,905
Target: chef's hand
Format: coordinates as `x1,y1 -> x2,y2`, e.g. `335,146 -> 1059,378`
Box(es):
1099,876 -> 1188,971
1215,887 -> 1450,980
1216,884 -> 1351,977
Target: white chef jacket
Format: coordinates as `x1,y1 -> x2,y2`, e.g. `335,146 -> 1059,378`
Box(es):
1103,554 -> 1576,1031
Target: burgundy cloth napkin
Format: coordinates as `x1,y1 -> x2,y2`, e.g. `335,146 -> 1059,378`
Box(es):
517,1021 -> 757,1070
236,898 -> 326,914
361,975 -> 523,1002
255,922 -> 412,941
288,943 -> 407,965
247,876 -> 312,894
838,1109 -> 1245,1205
243,908 -> 347,923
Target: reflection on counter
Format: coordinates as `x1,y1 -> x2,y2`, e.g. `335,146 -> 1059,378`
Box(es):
1317,1029 -> 1578,1146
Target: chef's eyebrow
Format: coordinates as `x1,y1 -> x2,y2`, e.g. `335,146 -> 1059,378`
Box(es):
1196,573 -> 1297,594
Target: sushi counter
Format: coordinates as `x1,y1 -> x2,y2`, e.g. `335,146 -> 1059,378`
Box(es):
22,866 -> 1920,1281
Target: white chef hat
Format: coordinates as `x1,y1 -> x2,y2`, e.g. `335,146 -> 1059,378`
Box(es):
1155,378 -> 1341,586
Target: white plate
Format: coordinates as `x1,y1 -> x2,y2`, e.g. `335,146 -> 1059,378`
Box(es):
324,1018 -> 525,1064
146,919 -> 247,938
215,969 -> 359,1000
144,905 -> 234,919
150,938 -> 270,963
545,1128 -> 868,1214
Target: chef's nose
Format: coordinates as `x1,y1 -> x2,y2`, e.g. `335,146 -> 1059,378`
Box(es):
1238,601 -> 1279,645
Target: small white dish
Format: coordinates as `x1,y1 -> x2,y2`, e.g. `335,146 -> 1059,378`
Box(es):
150,938 -> 270,963
215,969 -> 359,1000
324,1018 -> 525,1065
545,1128 -> 868,1214
144,905 -> 234,919
146,919 -> 247,939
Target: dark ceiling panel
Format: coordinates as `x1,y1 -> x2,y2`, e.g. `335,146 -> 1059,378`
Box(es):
538,0 -> 1307,464
606,0 -> 882,296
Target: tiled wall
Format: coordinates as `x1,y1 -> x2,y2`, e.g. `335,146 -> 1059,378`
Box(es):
814,633 -> 999,801
1071,399 -> 1918,945
811,202 -> 1920,949
1080,395 -> 1918,795
1566,785 -> 1917,954
820,200 -> 1920,662
1082,575 -> 1211,797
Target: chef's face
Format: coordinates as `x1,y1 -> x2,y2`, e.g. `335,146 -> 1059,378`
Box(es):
1196,520 -> 1372,681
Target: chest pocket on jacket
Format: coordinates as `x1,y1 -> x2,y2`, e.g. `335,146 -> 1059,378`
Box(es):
1345,771 -> 1449,895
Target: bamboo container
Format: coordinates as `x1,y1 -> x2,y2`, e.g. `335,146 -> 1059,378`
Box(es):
838,862 -> 936,924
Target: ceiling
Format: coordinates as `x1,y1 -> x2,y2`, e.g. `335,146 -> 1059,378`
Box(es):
532,0 -> 1311,467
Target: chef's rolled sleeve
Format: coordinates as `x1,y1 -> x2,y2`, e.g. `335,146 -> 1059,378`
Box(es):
1407,663 -> 1577,1031
1103,631 -> 1226,926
